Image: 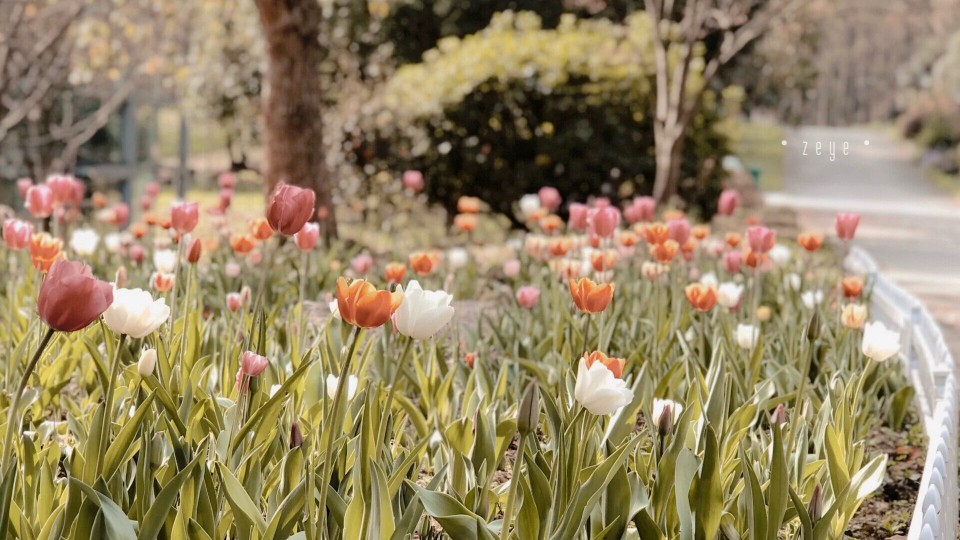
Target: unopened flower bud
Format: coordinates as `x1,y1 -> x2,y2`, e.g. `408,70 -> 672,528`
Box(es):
808,483 -> 823,523
770,403 -> 788,425
289,422 -> 303,449
517,380 -> 540,437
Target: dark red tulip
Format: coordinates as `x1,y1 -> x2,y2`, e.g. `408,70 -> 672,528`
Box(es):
37,259 -> 113,332
186,237 -> 202,263
266,184 -> 315,236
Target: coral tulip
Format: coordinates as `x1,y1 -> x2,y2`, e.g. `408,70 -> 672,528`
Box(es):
37,259 -> 113,332
685,283 -> 717,312
454,213 -> 478,233
336,277 -> 402,328
797,233 -> 823,252
569,277 -> 614,314
539,214 -> 563,234
457,196 -> 482,214
746,226 -> 776,253
230,234 -> 256,255
267,184 -> 315,235
409,251 -> 438,276
588,206 -> 620,238
582,350 -> 625,379
835,212 -> 861,241
842,276 -> 864,298
29,233 -> 62,272
250,217 -> 274,240
649,239 -> 679,264
641,223 -> 670,245
590,250 -> 618,272
186,237 -> 203,263
384,262 -> 407,284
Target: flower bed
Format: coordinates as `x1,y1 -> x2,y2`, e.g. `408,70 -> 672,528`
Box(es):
0,177 -> 934,539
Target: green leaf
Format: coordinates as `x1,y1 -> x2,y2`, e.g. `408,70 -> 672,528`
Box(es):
216,463 -> 267,533
68,477 -> 137,539
408,483 -> 496,540
138,452 -> 202,540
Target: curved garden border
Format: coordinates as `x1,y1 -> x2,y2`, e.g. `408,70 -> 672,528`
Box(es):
846,247 -> 958,539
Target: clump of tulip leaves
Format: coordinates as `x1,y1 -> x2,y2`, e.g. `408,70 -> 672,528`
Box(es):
0,231 -> 913,540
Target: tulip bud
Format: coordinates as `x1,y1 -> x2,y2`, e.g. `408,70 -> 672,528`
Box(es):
289,422 -> 304,449
138,348 -> 157,377
770,403 -> 788,425
805,310 -> 821,342
429,430 -> 443,450
517,380 -> 540,437
756,305 -> 772,322
808,483 -> 823,523
266,183 -> 316,236
186,237 -> 202,263
115,266 -> 128,288
402,170 -> 424,192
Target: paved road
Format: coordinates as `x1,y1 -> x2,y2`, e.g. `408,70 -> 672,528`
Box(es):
766,125 -> 960,352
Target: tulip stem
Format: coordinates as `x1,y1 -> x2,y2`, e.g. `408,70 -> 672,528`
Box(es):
96,333 -> 127,478
377,336 -> 413,448
0,327 -> 55,473
786,339 -> 815,456
317,325 -> 362,537
500,433 -> 527,538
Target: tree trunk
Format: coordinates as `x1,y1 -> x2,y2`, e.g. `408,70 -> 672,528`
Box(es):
651,125 -> 684,203
255,0 -> 337,240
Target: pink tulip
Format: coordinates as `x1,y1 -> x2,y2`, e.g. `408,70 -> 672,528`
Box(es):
538,186 -> 562,212
402,170 -> 424,192
226,292 -> 242,312
24,185 -> 54,218
218,172 -> 237,190
45,175 -> 77,205
588,206 -> 620,238
225,262 -> 242,277
111,203 -> 130,226
294,222 -> 320,251
16,178 -> 32,199
171,201 -> 199,234
351,253 -> 373,274
237,351 -> 269,392
723,250 -> 742,273
145,181 -> 161,197
3,219 -> 33,250
140,194 -> 154,211
717,189 -> 740,216
746,226 -> 776,253
593,197 -> 611,208
515,286 -> 541,309
129,244 -> 145,265
667,218 -> 691,245
835,212 -> 861,241
568,203 -> 589,231
219,188 -> 233,210
625,196 -> 655,224
503,258 -> 521,278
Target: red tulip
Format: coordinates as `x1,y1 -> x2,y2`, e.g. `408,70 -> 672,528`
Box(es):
835,212 -> 861,241
25,185 -> 54,218
3,219 -> 33,250
266,183 -> 315,235
37,259 -> 113,332
294,222 -> 320,251
717,189 -> 740,216
171,201 -> 199,234
186,237 -> 203,263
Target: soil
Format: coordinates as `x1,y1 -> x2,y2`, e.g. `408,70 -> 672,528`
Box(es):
845,418 -> 926,539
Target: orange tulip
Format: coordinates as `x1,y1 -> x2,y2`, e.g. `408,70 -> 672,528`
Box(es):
685,283 -> 717,312
680,239 -> 697,256
250,217 -> 274,240
797,233 -> 823,252
230,234 -> 256,255
151,272 -> 176,292
583,350 -> 625,379
552,259 -> 582,281
662,209 -> 684,221
618,230 -> 639,247
692,225 -> 710,240
539,214 -> 563,234
548,237 -> 573,257
649,239 -> 679,263
569,277 -> 614,314
144,212 -> 159,226
408,251 -> 436,276
842,276 -> 864,298
590,250 -> 618,272
129,222 -> 148,239
724,232 -> 741,248
384,262 -> 407,284
29,233 -> 63,272
453,213 -> 478,233
641,223 -> 670,245
336,277 -> 402,328
743,249 -> 764,269
457,196 -> 482,214
157,215 -> 172,230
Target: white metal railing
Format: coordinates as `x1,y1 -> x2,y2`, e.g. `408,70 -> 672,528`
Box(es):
846,246 -> 958,540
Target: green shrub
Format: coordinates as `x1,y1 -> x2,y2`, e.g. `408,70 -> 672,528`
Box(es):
365,11 -> 728,222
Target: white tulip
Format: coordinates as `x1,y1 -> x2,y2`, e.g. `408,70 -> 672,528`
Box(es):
700,272 -> 718,289
801,290 -> 823,309
154,249 -> 177,273
326,374 -> 358,400
574,358 -> 634,415
769,244 -> 791,266
518,194 -> 541,219
861,321 -> 901,362
784,273 -> 802,292
447,247 -> 469,270
69,228 -> 99,256
103,233 -> 124,254
651,398 -> 683,435
103,288 -> 170,338
394,280 -> 455,340
736,324 -> 759,350
717,282 -> 744,309
137,348 -> 157,377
